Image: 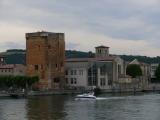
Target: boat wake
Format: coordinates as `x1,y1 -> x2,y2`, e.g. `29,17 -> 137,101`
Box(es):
75,96 -> 126,101
96,96 -> 125,100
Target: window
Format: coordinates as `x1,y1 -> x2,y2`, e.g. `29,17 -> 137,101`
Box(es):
70,70 -> 77,75
65,70 -> 68,75
71,78 -> 74,84
74,78 -> 77,84
54,78 -> 60,83
48,45 -> 51,49
100,78 -> 106,86
100,66 -> 106,75
118,65 -> 121,75
35,65 -> 38,70
79,70 -> 83,75
74,70 -> 77,75
71,70 -> 74,75
105,50 -> 108,54
108,80 -> 112,85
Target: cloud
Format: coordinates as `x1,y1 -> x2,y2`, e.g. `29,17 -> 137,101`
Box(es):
64,30 -> 160,57
66,43 -> 80,50
0,0 -> 160,56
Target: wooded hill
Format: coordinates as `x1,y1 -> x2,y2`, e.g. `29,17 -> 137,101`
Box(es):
0,49 -> 160,64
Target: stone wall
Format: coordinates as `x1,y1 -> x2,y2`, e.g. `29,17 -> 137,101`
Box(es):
26,32 -> 65,89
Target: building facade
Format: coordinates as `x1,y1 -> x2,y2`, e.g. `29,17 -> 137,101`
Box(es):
0,56 -> 25,76
26,31 -> 65,89
126,59 -> 150,89
65,46 -> 125,91
150,63 -> 159,79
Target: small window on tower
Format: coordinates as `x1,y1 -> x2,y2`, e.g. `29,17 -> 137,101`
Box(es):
48,45 -> 51,49
38,45 -> 40,50
55,64 -> 58,68
35,65 -> 38,70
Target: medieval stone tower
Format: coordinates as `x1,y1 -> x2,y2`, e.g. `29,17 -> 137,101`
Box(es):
26,31 -> 65,89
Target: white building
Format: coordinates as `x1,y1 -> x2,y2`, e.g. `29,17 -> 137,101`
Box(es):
65,46 -> 125,90
150,63 -> 159,79
0,56 -> 26,76
124,59 -> 151,89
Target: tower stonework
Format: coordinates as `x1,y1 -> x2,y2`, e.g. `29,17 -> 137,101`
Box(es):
26,31 -> 65,89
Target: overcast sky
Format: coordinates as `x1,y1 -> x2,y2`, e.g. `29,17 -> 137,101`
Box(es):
0,0 -> 160,56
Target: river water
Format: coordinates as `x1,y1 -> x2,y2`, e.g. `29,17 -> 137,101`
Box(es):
0,93 -> 160,120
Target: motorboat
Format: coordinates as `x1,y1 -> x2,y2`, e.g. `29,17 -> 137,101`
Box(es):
75,92 -> 96,100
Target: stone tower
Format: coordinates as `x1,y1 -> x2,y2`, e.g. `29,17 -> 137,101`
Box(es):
26,31 -> 65,89
95,45 -> 110,58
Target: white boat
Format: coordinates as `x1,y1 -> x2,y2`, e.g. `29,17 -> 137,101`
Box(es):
75,92 -> 96,100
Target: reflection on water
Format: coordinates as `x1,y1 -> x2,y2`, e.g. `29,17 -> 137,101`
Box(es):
27,95 -> 68,120
0,94 -> 160,120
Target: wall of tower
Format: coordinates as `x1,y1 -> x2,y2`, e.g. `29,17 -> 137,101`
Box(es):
26,32 -> 65,89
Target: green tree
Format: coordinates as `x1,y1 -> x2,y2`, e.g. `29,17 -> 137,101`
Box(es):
126,64 -> 142,78
0,75 -> 39,90
155,64 -> 160,82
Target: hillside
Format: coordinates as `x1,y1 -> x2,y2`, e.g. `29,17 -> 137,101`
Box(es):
0,49 -> 160,64
0,49 -> 26,64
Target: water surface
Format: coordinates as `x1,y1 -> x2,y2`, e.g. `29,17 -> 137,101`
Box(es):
0,93 -> 160,120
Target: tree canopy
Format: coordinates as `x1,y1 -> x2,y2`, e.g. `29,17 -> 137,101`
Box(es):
126,64 -> 142,78
0,75 -> 39,90
155,64 -> 160,82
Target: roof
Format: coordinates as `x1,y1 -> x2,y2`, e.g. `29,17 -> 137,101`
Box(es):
95,45 -> 110,48
129,59 -> 149,66
66,56 -> 116,62
26,31 -> 64,37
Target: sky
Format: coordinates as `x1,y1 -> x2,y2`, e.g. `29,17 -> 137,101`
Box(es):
0,0 -> 160,57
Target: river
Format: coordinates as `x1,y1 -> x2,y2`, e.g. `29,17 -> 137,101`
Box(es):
0,93 -> 160,120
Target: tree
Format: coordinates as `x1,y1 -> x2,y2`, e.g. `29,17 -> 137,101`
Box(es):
126,64 -> 142,78
0,75 -> 39,90
155,64 -> 160,82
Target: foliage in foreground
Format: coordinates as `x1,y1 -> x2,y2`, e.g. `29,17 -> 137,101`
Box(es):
155,64 -> 160,82
0,75 -> 39,89
126,64 -> 142,78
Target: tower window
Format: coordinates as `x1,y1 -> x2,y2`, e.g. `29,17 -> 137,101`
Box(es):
48,45 -> 51,49
35,65 -> 38,70
38,45 -> 40,50
55,64 -> 58,68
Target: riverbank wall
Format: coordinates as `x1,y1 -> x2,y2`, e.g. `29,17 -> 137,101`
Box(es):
0,84 -> 160,97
